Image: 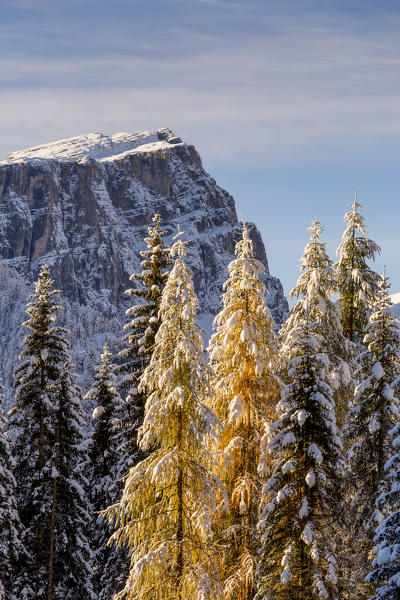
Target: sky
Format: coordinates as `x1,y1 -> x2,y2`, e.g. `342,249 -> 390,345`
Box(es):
0,0 -> 399,295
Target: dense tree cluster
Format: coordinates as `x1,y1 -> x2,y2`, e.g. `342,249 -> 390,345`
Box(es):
2,202 -> 399,600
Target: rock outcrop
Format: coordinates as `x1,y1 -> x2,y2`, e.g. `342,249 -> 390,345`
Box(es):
0,128 -> 288,403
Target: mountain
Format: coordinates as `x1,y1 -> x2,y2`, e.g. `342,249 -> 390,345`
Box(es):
0,128 -> 288,405
390,293 -> 400,319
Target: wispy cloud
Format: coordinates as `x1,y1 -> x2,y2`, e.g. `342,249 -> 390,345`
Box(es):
0,1 -> 399,164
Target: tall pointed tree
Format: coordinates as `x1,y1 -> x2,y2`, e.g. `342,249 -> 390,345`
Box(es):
105,229 -> 225,600
280,219 -> 352,427
344,273 -> 400,599
257,316 -> 344,600
335,192 -> 381,344
367,420 -> 400,600
10,264 -> 94,600
117,212 -> 171,474
207,222 -> 282,600
86,342 -> 128,599
0,386 -> 26,600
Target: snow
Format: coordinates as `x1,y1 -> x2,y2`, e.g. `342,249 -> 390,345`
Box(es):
390,292 -> 400,319
371,362 -> 384,380
228,395 -> 244,424
308,443 -> 323,465
299,496 -> 309,518
294,409 -> 308,427
306,470 -> 316,487
3,129 -> 181,164
92,406 -> 106,420
301,522 -> 314,545
280,566 -> 292,584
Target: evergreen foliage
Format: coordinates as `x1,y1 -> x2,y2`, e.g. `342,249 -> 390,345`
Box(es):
344,274 -> 400,598
207,222 -> 282,600
257,317 -> 344,600
367,420 -> 400,600
105,229 -> 225,600
0,386 -> 25,600
10,264 -> 94,600
280,219 -> 352,427
117,213 -> 171,474
51,361 -> 95,600
335,193 -> 381,344
86,342 -> 128,599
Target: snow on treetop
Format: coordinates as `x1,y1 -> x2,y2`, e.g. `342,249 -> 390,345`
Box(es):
4,128 -> 183,164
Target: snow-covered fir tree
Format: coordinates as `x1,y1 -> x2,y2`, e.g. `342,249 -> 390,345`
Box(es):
280,219 -> 352,427
335,192 -> 381,344
0,385 -> 25,600
117,213 -> 171,474
367,420 -> 400,600
86,342 -> 128,599
207,222 -> 282,600
344,273 -> 400,599
257,316 -> 344,600
105,228 -> 225,600
50,361 -> 95,600
10,264 -> 94,600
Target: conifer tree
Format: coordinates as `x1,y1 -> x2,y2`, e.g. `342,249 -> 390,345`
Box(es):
257,317 -> 344,600
86,342 -> 128,599
367,420 -> 400,599
51,361 -> 95,600
105,229 -> 225,600
10,264 -> 94,600
280,219 -> 352,427
335,192 -> 381,344
344,273 -> 400,598
0,386 -> 26,600
207,222 -> 282,600
117,213 -> 171,474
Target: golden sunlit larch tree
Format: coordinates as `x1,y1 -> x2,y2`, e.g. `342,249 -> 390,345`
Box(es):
207,221 -> 282,600
105,228 -> 226,600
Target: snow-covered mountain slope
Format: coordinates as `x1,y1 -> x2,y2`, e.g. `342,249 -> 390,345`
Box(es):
5,129 -> 178,163
0,128 -> 288,405
390,293 -> 400,319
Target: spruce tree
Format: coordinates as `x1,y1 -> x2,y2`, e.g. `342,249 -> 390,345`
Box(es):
257,316 -> 344,600
367,420 -> 400,599
280,219 -> 352,427
0,387 -> 26,600
51,361 -> 95,600
86,342 -> 128,599
10,264 -> 94,600
207,222 -> 282,600
117,212 -> 171,474
105,229 -> 225,600
335,192 -> 381,344
344,273 -> 400,598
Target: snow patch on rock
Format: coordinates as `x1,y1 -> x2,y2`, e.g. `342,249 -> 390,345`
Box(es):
4,128 -> 181,164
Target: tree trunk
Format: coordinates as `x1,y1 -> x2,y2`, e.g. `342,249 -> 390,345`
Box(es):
176,406 -> 184,600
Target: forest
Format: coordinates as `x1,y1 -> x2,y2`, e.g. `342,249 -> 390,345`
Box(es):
0,200 -> 399,600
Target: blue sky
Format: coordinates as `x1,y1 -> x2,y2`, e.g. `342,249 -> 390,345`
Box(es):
0,0 -> 399,295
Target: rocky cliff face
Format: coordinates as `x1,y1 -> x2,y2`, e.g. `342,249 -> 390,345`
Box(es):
0,128 -> 288,403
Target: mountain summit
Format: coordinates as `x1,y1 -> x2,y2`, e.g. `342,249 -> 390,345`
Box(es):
5,128 -> 182,163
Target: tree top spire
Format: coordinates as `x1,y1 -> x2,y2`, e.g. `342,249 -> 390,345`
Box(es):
235,217 -> 254,260
348,189 -> 363,218
171,224 -> 188,259
308,217 -> 323,242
